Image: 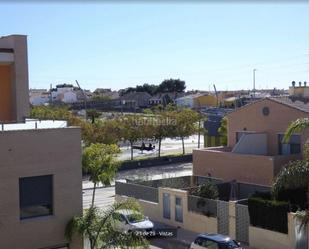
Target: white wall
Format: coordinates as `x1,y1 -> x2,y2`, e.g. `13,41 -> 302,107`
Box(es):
232,133 -> 268,155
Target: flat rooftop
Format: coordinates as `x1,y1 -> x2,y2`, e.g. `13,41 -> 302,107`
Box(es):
1,119 -> 68,131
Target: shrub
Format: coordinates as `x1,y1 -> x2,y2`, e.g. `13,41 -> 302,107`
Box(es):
193,181 -> 219,200
248,196 -> 289,234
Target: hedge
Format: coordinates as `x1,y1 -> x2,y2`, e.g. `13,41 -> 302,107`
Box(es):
248,194 -> 289,234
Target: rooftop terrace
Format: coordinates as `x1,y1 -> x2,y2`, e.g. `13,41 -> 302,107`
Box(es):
0,119 -> 68,131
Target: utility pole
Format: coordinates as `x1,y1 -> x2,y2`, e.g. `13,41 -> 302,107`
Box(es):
253,69 -> 257,98
75,80 -> 87,121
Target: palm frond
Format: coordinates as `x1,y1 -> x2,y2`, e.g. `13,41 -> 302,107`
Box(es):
283,118 -> 309,143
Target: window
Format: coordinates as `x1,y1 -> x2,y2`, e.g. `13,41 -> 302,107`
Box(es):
175,197 -> 183,223
202,240 -> 219,249
19,175 -> 53,219
278,134 -> 301,155
163,193 -> 171,219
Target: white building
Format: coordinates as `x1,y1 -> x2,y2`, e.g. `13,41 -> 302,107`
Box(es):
29,89 -> 50,106
51,84 -> 78,103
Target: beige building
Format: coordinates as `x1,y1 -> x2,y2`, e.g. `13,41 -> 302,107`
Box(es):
0,35 -> 82,249
0,35 -> 30,123
193,97 -> 309,185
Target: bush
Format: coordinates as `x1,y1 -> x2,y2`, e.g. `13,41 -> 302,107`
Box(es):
277,187 -> 308,211
193,181 -> 219,200
248,196 -> 289,234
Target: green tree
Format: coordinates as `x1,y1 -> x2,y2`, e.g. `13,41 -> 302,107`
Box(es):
218,117 -> 227,146
118,115 -> 145,160
83,143 -> 120,206
65,200 -> 149,249
157,79 -> 186,93
283,118 -> 309,144
151,111 -> 175,157
172,109 -> 199,154
87,109 -> 101,124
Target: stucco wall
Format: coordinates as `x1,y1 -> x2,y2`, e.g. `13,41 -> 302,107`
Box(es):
0,128 -> 83,249
193,148 -> 278,185
116,187 -> 218,235
0,35 -> 30,122
249,213 -> 296,249
227,98 -> 309,155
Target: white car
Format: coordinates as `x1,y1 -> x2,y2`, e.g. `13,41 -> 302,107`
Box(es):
113,209 -> 154,233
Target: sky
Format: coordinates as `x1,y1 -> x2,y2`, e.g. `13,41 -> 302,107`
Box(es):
1,2 -> 309,91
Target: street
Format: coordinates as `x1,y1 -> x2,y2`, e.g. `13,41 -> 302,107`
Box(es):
117,135 -> 204,161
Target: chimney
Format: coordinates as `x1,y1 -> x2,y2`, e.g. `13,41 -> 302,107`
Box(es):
305,81 -> 307,87
292,81 -> 296,87
299,81 -> 302,87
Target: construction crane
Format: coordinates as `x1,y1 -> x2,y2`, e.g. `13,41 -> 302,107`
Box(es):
75,80 -> 87,121
213,84 -> 219,107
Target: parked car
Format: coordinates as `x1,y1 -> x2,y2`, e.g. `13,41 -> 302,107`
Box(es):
113,209 -> 154,233
190,233 -> 242,249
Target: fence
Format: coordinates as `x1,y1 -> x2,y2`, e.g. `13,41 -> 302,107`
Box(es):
115,181 -> 159,203
187,195 -> 217,217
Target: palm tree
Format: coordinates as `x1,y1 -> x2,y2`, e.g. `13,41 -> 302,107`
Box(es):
283,118 -> 309,143
283,119 -> 309,239
83,143 -> 120,207
65,199 -> 149,249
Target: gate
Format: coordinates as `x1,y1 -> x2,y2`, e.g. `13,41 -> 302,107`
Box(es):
236,203 -> 249,244
217,200 -> 229,235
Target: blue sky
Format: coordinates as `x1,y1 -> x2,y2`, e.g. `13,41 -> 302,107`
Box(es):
1,2 -> 309,91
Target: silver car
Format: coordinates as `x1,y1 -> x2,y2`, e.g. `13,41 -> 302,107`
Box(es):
113,209 -> 154,233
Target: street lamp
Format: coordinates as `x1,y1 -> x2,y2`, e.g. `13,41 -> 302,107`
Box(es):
253,69 -> 257,98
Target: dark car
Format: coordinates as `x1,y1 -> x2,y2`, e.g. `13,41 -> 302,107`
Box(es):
190,233 -> 242,249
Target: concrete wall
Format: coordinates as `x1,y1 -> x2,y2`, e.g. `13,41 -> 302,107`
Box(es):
249,213 -> 297,249
0,35 -> 30,122
116,187 -> 218,235
193,148 -> 298,185
0,128 -> 83,249
227,98 -> 309,156
232,133 -> 267,155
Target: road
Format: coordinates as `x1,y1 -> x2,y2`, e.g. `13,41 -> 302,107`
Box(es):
118,135 -> 204,161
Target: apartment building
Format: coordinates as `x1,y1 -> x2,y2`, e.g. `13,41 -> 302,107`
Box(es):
193,96 -> 309,185
0,35 -> 82,249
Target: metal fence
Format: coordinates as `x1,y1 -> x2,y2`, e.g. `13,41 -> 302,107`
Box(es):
115,181 -> 159,203
187,195 -> 218,217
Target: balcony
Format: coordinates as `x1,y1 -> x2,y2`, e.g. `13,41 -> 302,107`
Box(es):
193,146 -> 300,186
0,119 -> 68,131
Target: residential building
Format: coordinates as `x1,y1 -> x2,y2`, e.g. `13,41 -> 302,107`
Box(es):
0,35 -> 82,249
29,88 -> 50,106
175,93 -> 218,109
119,91 -> 151,110
289,81 -> 309,99
51,84 -> 78,104
148,92 -> 184,107
0,35 -> 30,122
193,96 -> 309,185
